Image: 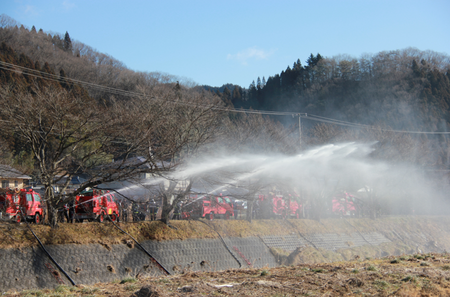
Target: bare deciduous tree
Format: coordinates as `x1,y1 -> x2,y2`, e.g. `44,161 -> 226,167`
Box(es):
0,83 -> 226,227
133,85 -> 226,224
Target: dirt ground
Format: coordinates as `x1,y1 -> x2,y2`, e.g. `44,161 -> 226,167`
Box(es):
7,253 -> 450,297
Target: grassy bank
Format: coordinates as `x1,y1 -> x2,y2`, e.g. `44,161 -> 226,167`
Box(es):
1,216 -> 450,250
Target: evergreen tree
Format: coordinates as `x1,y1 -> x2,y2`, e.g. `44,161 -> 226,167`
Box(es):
232,86 -> 242,102
222,87 -> 231,104
256,77 -> 265,107
63,31 -> 72,53
257,77 -> 262,90
306,54 -> 316,68
247,80 -> 258,108
412,59 -> 422,77
59,68 -> 69,89
174,81 -> 182,99
34,61 -> 41,71
52,35 -> 63,50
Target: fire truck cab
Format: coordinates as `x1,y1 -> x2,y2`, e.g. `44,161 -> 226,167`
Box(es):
0,188 -> 44,223
74,189 -> 119,222
211,195 -> 234,219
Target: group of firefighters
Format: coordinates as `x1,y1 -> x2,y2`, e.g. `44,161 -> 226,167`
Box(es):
129,199 -> 159,222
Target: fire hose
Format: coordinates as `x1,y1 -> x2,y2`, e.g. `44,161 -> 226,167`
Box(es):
194,218 -> 242,268
342,218 -> 374,247
283,219 -> 319,250
106,214 -> 171,275
19,209 -> 76,286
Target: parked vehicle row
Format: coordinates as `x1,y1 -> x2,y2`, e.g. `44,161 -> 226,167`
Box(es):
0,186 -> 363,223
256,190 -> 362,219
0,187 -> 120,224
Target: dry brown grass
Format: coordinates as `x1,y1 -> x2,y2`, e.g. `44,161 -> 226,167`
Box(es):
6,252 -> 450,296
2,215 -> 450,250
0,219 -> 295,249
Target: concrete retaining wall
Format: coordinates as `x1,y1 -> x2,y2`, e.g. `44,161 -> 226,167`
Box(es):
2,216 -> 450,292
1,232 -> 389,292
0,236 -> 278,292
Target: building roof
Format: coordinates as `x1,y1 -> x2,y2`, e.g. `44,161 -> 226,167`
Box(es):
0,165 -> 32,179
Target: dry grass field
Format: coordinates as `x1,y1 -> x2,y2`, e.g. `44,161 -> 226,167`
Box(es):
6,253 -> 450,296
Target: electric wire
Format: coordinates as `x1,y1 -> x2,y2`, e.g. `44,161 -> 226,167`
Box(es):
282,219 -> 319,250
1,60 -> 450,134
106,215 -> 171,275
194,218 -> 242,268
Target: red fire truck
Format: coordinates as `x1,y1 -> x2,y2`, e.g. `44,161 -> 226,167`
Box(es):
331,191 -> 359,217
256,192 -> 301,219
74,189 -> 120,222
0,188 -> 44,223
181,194 -> 234,220
285,194 -> 301,219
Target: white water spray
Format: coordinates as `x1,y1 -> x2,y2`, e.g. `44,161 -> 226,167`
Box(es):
107,142 -> 450,215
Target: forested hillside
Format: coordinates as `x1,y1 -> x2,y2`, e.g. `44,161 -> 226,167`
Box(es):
1,13 -> 450,170
228,51 -> 450,130
216,50 -> 450,168
0,14 -> 188,103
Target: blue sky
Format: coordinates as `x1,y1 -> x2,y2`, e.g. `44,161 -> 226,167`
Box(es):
2,0 -> 450,88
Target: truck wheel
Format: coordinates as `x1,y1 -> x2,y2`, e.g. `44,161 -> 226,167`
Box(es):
110,213 -> 117,222
98,212 -> 105,223
34,213 -> 41,224
209,212 -> 214,221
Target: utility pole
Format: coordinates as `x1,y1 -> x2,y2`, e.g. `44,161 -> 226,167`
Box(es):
298,113 -> 306,148
298,114 -> 302,148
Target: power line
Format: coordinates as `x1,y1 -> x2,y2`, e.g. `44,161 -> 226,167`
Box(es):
2,61 -> 450,135
0,60 -> 305,116
303,115 -> 450,134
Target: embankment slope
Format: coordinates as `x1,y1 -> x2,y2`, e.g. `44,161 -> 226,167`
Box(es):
1,216 -> 450,292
